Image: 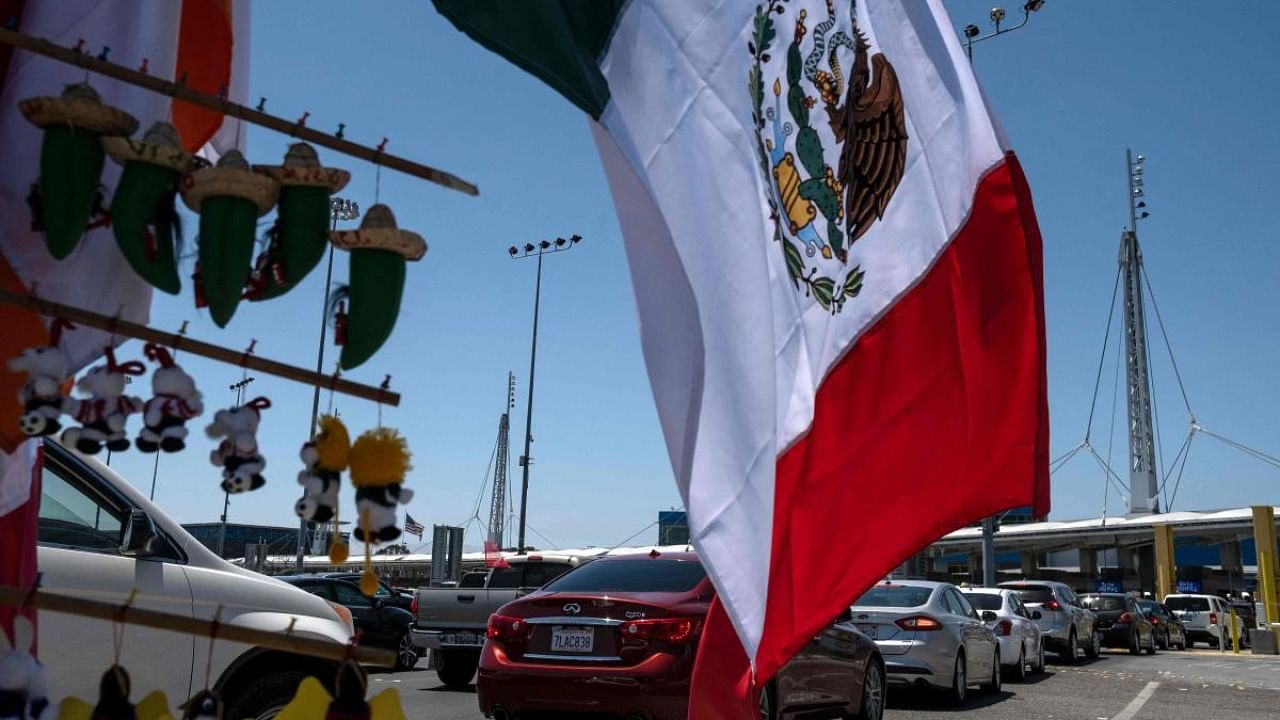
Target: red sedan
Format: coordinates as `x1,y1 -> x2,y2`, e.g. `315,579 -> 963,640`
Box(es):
477,551 -> 884,720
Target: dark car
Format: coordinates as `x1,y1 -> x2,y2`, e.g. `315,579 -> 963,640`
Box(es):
1136,600 -> 1187,650
477,552 -> 885,720
280,575 -> 420,671
317,571 -> 415,612
1079,593 -> 1156,655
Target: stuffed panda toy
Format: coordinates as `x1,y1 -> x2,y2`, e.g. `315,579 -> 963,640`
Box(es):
295,415 -> 350,524
348,427 -> 413,544
137,343 -> 203,453
0,616 -> 48,720
206,397 -> 270,493
6,318 -> 75,438
60,348 -> 145,454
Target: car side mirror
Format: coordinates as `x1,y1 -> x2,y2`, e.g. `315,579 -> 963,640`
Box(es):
835,607 -> 853,624
1031,610 -> 1042,620
981,610 -> 998,622
119,509 -> 163,558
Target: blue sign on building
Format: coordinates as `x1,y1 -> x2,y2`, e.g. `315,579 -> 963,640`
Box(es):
1176,580 -> 1202,594
1095,580 -> 1123,593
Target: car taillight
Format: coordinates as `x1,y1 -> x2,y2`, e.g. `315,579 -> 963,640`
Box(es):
1209,612 -> 1218,625
410,596 -> 418,615
1045,600 -> 1062,611
1119,612 -> 1133,623
617,617 -> 702,644
1149,616 -> 1159,625
487,614 -> 529,644
995,620 -> 1012,636
895,616 -> 942,631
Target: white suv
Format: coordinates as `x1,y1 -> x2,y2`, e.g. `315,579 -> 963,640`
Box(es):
36,441 -> 354,719
1164,594 -> 1249,649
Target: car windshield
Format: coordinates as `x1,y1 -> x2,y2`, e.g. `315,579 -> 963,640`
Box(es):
1165,597 -> 1210,612
963,593 -> 1003,611
853,586 -> 932,608
542,559 -> 706,593
1080,596 -> 1126,611
1007,586 -> 1055,605
1136,601 -> 1158,613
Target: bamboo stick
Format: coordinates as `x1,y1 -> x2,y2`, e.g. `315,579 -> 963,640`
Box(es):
0,289 -> 400,407
0,585 -> 396,667
0,26 -> 478,196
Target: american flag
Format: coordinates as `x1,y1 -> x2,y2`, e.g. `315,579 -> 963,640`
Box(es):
404,513 -> 424,540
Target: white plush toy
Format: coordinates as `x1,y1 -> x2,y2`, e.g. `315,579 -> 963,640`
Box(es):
61,348 -> 145,455
0,616 -> 49,720
6,319 -> 74,437
136,343 -> 203,453
206,397 -> 270,493
295,415 -> 350,524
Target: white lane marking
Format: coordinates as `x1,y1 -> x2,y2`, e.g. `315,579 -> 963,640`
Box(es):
1112,681 -> 1160,720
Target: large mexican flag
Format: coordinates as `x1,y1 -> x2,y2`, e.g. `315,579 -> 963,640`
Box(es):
432,0 -> 1049,713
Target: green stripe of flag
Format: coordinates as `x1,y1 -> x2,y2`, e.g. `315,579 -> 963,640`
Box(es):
430,0 -> 627,119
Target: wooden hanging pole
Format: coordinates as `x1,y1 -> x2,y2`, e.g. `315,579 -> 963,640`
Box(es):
0,288 -> 400,407
0,584 -> 397,667
0,26 -> 478,196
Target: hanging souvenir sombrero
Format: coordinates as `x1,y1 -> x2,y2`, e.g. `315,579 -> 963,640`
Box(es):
330,204 -> 426,370
181,149 -> 279,327
248,143 -> 350,301
103,122 -> 199,294
19,83 -> 138,259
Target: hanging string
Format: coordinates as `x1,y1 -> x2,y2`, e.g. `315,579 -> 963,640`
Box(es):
374,164 -> 382,204
203,605 -> 223,689
112,588 -> 136,665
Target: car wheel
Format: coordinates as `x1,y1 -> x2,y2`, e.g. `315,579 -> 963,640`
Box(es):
1084,629 -> 1101,659
759,681 -> 776,720
394,632 -> 419,672
981,649 -> 1001,694
433,649 -> 478,688
1146,631 -> 1157,655
948,652 -> 967,707
1129,630 -> 1141,655
853,660 -> 884,720
1010,646 -> 1027,682
223,670 -> 307,720
1062,629 -> 1078,662
1157,629 -> 1168,650
1034,639 -> 1046,673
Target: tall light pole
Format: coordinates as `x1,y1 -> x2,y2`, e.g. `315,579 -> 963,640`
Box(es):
508,235 -> 583,554
961,0 -> 1048,586
295,197 -> 359,570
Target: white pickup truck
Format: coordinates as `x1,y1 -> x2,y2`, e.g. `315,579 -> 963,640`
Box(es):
34,440 -> 355,719
414,553 -> 582,687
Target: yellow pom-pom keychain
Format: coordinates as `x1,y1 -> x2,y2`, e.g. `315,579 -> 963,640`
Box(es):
348,427 -> 412,595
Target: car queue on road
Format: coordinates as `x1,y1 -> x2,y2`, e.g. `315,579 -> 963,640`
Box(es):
453,555 -> 1247,720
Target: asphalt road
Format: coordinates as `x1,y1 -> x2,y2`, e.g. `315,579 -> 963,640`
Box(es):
379,648 -> 1280,720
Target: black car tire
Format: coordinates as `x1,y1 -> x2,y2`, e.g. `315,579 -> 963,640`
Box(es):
1061,629 -> 1078,663
1146,632 -> 1157,655
949,651 -> 968,707
1009,646 -> 1027,682
980,649 -> 1001,694
433,649 -> 479,688
852,660 -> 884,720
1033,639 -> 1046,674
1129,631 -> 1141,655
393,632 -> 419,672
1157,629 -> 1168,650
223,670 -> 307,720
1083,630 -> 1101,659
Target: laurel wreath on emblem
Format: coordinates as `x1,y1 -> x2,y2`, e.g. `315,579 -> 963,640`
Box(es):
749,0 -> 908,314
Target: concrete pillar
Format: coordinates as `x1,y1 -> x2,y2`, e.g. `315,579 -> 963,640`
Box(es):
1252,506 -> 1279,626
1021,551 -> 1039,578
1220,539 -> 1243,597
1118,545 -> 1137,587
968,552 -> 983,583
1080,548 -> 1099,580
1153,525 -> 1175,601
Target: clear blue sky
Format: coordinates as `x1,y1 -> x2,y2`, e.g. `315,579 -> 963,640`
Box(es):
105,0 -> 1280,553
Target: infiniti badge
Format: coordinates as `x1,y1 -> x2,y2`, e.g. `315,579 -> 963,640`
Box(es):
563,603 -> 582,615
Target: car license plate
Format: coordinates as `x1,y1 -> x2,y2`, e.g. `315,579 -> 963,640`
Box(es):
551,626 -> 594,653
855,623 -> 878,640
444,632 -> 481,646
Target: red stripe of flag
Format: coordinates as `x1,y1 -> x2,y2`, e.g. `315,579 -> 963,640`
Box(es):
690,154 -> 1049,717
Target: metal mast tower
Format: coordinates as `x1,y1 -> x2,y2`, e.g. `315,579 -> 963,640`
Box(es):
1121,149 -> 1159,514
487,373 -> 516,550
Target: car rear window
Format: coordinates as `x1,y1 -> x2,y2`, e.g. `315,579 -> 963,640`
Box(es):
1007,586 -> 1055,605
542,559 -> 707,593
854,586 -> 932,608
1165,597 -> 1210,612
963,593 -> 1003,611
1080,596 -> 1125,611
